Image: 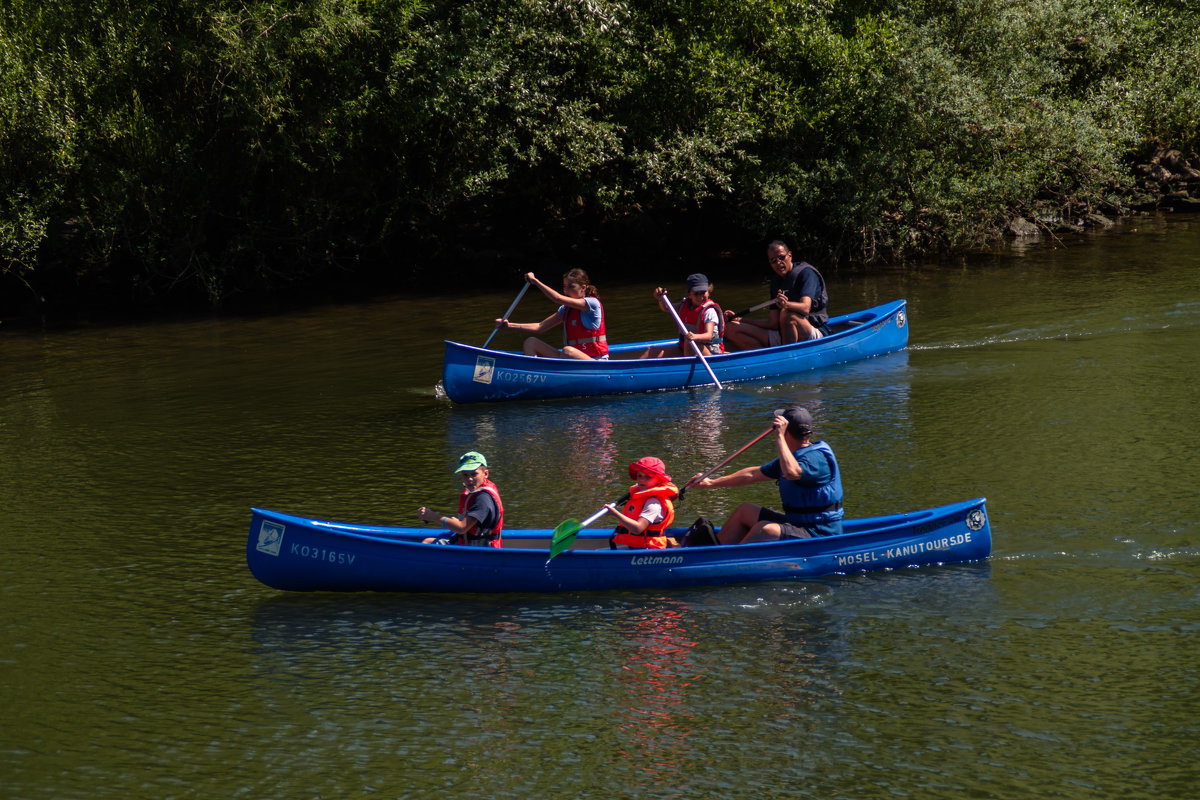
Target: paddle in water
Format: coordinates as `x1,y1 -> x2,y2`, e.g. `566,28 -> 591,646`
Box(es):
660,290 -> 723,389
548,492 -> 630,561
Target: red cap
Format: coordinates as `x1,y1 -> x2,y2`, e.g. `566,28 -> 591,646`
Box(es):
628,456 -> 670,484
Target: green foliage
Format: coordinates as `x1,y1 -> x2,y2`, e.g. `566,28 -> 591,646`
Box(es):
1,0 -> 1197,312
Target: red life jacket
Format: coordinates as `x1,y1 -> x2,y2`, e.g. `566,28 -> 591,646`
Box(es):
562,301 -> 608,358
678,299 -> 724,354
456,480 -> 504,548
611,483 -> 678,549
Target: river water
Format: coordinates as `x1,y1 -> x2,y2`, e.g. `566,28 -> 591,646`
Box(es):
2,214 -> 1198,798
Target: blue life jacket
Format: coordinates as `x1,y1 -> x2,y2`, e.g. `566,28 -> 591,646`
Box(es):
777,441 -> 844,527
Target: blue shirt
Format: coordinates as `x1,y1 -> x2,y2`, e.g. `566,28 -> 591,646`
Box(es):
557,296 -> 603,330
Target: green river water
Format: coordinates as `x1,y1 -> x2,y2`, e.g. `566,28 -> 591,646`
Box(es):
2,213 -> 1198,799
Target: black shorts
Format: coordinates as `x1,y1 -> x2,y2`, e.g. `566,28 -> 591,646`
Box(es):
757,507 -> 816,539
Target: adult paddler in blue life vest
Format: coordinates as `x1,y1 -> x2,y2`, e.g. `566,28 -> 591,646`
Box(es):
600,456 -> 680,549
418,451 -> 505,547
685,407 -> 844,544
494,268 -> 609,359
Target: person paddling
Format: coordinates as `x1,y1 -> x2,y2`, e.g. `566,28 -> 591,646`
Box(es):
685,407 -> 843,543
724,241 -> 831,350
494,269 -> 609,359
600,456 -> 680,549
640,273 -> 725,358
418,451 -> 505,547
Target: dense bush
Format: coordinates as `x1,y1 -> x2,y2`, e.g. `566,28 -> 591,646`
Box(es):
1,0 -> 1197,315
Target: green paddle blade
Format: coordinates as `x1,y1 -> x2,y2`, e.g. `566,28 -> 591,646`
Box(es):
548,519 -> 582,561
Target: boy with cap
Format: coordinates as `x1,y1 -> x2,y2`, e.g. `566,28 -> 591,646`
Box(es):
640,273 -> 725,358
686,406 -> 843,543
418,451 -> 505,547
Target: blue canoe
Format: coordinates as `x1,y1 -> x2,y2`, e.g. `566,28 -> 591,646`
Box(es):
246,497 -> 990,593
441,299 -> 908,403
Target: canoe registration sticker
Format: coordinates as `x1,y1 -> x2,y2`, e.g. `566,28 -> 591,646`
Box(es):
256,521 -> 285,556
473,356 -> 496,384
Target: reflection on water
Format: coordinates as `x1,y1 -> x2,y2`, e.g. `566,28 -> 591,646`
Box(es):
610,602 -> 697,786
3,213 -> 1199,799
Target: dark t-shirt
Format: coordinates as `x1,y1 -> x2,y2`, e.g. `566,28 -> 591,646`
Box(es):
464,490 -> 500,533
770,262 -> 828,324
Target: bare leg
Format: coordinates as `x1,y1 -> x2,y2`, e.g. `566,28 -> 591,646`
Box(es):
524,337 -> 562,357
717,503 -> 763,544
638,344 -> 684,359
740,522 -> 785,543
725,321 -> 770,351
780,311 -> 818,343
560,345 -> 594,360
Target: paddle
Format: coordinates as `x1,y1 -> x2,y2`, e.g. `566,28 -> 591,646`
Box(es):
547,492 -> 630,561
483,281 -> 531,348
679,425 -> 775,500
726,297 -> 778,319
660,290 -> 723,389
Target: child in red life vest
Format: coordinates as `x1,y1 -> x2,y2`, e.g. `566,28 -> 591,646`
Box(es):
640,273 -> 725,358
418,451 -> 504,547
601,456 -> 680,549
494,269 -> 609,360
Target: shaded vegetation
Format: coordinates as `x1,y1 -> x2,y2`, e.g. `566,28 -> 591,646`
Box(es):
2,0 -> 1198,317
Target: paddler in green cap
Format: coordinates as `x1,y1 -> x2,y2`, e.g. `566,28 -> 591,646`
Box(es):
418,451 -> 505,547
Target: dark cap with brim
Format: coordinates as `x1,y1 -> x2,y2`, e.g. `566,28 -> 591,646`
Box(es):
773,406 -> 814,437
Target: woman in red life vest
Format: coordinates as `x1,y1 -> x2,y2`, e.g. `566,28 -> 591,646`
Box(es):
494,269 -> 608,359
640,273 -> 724,358
601,456 -> 680,549
418,451 -> 504,547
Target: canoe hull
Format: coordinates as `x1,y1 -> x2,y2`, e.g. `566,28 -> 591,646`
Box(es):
246,497 -> 991,593
442,299 -> 908,403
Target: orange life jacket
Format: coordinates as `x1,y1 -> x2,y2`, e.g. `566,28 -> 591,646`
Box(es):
456,480 -> 504,548
611,483 -> 678,549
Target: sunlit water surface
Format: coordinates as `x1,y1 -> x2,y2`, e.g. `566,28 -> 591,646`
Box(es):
2,214 -> 1198,798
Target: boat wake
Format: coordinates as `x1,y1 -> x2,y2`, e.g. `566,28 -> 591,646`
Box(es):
912,301 -> 1200,352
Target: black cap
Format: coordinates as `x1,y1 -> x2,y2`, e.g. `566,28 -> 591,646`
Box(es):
686,273 -> 710,293
773,406 -> 814,438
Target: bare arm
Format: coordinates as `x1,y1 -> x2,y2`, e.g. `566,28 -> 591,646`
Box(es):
496,312 -> 562,334
602,503 -> 649,534
687,464 -> 769,490
527,272 -> 589,311
773,416 -> 804,480
417,507 -> 474,535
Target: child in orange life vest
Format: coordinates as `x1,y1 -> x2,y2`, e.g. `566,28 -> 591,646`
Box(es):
639,273 -> 725,358
418,451 -> 505,547
494,269 -> 609,360
601,457 -> 680,549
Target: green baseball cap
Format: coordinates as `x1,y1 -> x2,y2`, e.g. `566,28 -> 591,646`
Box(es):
454,451 -> 488,473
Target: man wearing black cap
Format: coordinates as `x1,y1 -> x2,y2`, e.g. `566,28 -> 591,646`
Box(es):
686,407 -> 844,543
